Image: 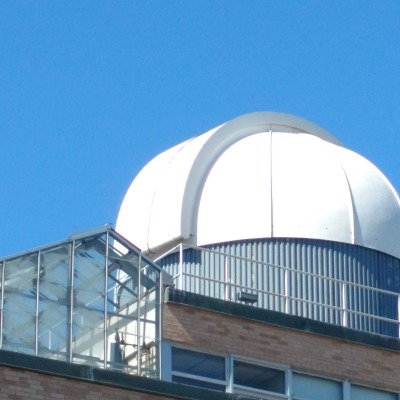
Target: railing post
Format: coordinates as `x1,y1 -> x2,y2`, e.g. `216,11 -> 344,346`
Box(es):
224,256 -> 230,301
137,254 -> 142,376
0,261 -> 4,350
35,251 -> 41,357
284,269 -> 289,314
398,295 -> 400,339
179,243 -> 183,290
68,241 -> 75,363
103,231 -> 109,370
341,282 -> 348,327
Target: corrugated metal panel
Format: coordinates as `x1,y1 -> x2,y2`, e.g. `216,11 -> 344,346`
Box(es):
159,239 -> 400,337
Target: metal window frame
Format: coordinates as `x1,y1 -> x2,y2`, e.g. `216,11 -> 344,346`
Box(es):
169,344 -> 228,390
231,354 -> 289,399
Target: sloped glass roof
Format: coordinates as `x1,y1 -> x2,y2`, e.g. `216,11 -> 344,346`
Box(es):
0,226 -> 170,377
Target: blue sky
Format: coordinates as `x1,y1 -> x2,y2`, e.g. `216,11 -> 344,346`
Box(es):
1,1 -> 399,256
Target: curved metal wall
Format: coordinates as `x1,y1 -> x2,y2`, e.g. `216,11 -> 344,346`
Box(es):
159,239 -> 400,337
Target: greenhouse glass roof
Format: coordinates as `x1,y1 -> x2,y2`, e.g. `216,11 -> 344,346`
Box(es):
0,226 -> 170,377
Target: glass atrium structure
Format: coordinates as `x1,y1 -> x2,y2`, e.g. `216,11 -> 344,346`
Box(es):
0,226 -> 170,377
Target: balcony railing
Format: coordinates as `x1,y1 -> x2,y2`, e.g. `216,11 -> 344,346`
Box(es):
158,243 -> 400,338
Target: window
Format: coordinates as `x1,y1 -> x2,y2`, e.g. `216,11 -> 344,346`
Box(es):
171,347 -> 226,391
292,373 -> 399,400
169,346 -> 289,398
233,359 -> 287,397
351,385 -> 398,400
168,347 -> 400,400
292,373 -> 342,400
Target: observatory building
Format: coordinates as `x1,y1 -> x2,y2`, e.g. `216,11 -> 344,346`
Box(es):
0,113 -> 399,400
117,112 -> 400,337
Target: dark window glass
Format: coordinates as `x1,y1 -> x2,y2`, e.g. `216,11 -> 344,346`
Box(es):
172,347 -> 225,381
172,375 -> 225,392
233,360 -> 285,394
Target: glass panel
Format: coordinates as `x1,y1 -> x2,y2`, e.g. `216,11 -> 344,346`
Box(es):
72,235 -> 106,367
172,375 -> 226,391
0,261 -> 3,345
0,228 -> 164,377
292,373 -> 342,400
234,387 -> 286,400
234,360 -> 285,394
3,253 -> 38,354
351,385 -> 397,400
38,244 -> 70,360
139,261 -> 159,377
106,237 -> 140,373
172,347 -> 226,381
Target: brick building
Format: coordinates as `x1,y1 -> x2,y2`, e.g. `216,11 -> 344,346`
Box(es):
0,113 -> 399,399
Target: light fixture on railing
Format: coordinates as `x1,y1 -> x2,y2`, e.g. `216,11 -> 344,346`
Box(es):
236,291 -> 258,305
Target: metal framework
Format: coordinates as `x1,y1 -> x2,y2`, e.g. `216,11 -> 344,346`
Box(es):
0,226 -> 170,377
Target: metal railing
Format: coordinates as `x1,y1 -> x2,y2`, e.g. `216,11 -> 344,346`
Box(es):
158,243 -> 400,338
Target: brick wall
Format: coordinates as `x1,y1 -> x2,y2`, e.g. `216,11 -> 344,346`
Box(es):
0,365 -> 172,400
163,302 -> 400,392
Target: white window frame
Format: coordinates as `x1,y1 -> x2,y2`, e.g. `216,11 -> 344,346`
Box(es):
167,343 -> 227,391
171,371 -> 227,390
291,371 -> 343,400
165,344 -> 290,398
230,354 -> 289,399
349,382 -> 400,400
292,371 -> 400,400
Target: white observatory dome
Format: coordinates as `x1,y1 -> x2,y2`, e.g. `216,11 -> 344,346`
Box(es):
116,112 -> 400,259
